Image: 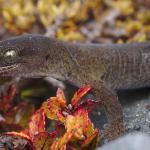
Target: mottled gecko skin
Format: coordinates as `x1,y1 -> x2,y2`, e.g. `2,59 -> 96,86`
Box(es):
0,34 -> 150,140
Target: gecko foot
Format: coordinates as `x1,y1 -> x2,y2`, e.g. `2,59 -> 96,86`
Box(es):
102,117 -> 125,141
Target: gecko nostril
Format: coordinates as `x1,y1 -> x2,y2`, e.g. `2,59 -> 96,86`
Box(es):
45,54 -> 50,61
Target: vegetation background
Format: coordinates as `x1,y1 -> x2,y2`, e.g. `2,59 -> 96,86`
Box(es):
0,0 -> 150,43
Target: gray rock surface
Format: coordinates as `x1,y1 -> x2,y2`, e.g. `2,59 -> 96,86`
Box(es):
98,133 -> 150,150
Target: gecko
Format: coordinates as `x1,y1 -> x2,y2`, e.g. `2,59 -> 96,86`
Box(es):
0,34 -> 150,140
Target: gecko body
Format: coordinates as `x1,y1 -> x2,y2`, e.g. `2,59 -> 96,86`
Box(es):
0,34 -> 150,140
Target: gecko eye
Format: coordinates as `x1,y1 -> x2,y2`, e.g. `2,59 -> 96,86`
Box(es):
4,50 -> 17,57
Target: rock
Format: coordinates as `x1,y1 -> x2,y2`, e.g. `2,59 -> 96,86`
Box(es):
98,132 -> 150,150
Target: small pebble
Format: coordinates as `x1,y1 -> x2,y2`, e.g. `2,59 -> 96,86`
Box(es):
145,104 -> 150,111
133,124 -> 141,131
97,111 -> 101,116
62,111 -> 69,116
68,104 -> 72,110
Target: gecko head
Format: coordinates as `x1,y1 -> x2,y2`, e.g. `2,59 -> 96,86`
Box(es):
0,34 -> 50,77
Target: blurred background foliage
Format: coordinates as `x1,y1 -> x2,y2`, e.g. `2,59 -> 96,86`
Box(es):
0,0 -> 150,43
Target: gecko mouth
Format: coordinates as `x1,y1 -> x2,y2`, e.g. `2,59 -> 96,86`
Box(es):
0,64 -> 19,73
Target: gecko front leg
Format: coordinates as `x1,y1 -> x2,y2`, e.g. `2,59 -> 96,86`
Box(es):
92,81 -> 125,140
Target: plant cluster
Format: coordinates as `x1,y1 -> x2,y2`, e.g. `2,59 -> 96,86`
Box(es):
0,0 -> 150,42
0,85 -> 100,150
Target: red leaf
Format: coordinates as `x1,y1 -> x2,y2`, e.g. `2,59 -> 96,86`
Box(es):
42,97 -> 66,123
29,108 -> 45,139
0,85 -> 16,114
50,128 -> 78,150
71,85 -> 91,106
81,129 -> 100,149
65,108 -> 89,141
5,102 -> 35,128
33,132 -> 57,150
0,121 -> 23,132
85,119 -> 95,137
74,99 -> 100,112
54,121 -> 65,136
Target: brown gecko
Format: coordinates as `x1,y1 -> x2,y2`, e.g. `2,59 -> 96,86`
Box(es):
0,34 -> 150,140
